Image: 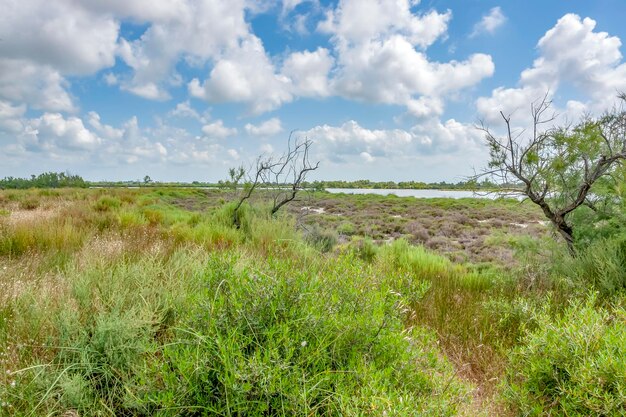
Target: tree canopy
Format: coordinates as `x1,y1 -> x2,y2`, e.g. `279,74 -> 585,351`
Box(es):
478,94 -> 626,253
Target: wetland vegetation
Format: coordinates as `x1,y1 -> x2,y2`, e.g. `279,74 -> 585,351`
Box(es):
0,186 -> 624,416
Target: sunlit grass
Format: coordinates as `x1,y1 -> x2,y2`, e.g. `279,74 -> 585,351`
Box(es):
0,187 -> 623,416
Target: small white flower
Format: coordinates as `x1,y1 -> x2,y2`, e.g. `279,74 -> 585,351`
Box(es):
10,380 -> 16,388
300,340 -> 307,347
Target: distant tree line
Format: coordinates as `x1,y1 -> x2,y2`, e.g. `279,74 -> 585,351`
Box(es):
0,172 -> 88,189
300,179 -> 512,191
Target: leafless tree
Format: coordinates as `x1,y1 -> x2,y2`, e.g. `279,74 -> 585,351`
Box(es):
231,136 -> 319,228
476,93 -> 626,254
268,138 -> 319,215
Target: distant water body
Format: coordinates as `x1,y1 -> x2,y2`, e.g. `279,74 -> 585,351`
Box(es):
325,188 -> 503,199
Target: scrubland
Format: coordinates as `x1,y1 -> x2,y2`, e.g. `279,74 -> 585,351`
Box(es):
0,188 -> 624,416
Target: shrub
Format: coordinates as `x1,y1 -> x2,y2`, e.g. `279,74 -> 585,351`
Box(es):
348,236 -> 378,262
19,197 -> 40,210
304,225 -> 338,253
139,253 -> 469,415
337,221 -> 356,236
503,296 -> 626,416
571,236 -> 626,297
93,196 -> 122,212
406,221 -> 430,243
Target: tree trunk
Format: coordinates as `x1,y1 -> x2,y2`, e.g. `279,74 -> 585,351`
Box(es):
555,221 -> 575,255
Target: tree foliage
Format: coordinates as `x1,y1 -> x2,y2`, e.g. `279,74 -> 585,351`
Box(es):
478,93 -> 626,253
0,171 -> 87,189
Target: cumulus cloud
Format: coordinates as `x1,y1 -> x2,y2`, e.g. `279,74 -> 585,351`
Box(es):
332,36 -> 494,104
318,0 -> 451,49
471,7 -> 506,37
0,100 -> 26,134
299,118 -> 482,164
201,120 -> 238,139
115,0 -> 251,100
245,118 -> 283,137
168,101 -> 207,122
227,149 -> 240,160
0,107 -> 247,178
86,112 -> 124,141
0,59 -> 76,113
0,0 -> 118,75
0,0 -> 120,111
282,48 -> 334,97
25,113 -> 102,152
189,36 -> 292,114
477,14 -> 626,124
315,0 -> 494,116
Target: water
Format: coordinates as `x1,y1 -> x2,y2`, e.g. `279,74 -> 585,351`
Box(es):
325,188 -> 503,199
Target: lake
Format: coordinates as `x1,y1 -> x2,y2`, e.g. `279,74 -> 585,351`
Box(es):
325,188 -> 503,199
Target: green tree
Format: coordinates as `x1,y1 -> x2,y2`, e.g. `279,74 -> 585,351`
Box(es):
478,94 -> 626,254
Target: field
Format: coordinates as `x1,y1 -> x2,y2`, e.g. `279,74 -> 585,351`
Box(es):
0,187 -> 624,416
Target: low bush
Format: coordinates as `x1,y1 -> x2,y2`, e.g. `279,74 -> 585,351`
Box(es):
503,295 -> 626,416
304,225 -> 338,253
139,253 -> 469,415
93,196 -> 122,212
19,197 -> 40,210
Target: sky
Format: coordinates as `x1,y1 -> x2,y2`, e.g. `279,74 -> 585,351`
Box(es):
1,0 -> 626,182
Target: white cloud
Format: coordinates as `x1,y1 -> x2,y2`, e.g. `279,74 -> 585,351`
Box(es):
26,113 -> 102,152
86,112 -> 124,141
189,36 -> 293,114
360,151 -> 375,162
0,0 -> 120,111
300,117 -> 482,164
316,0 -> 494,117
471,7 -> 506,37
245,118 -> 284,137
0,108 -> 243,176
103,73 -> 119,86
282,0 -> 309,14
227,148 -> 240,159
318,0 -> 451,49
259,143 -> 275,154
477,14 -> 626,124
282,48 -> 334,97
0,59 -> 76,113
117,0 -> 252,101
406,96 -> 445,119
0,0 -> 118,76
125,82 -> 171,101
0,100 -> 26,134
201,120 -> 238,139
331,36 -> 494,104
168,101 -> 206,122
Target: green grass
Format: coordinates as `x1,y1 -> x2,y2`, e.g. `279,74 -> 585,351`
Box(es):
0,187 -> 624,416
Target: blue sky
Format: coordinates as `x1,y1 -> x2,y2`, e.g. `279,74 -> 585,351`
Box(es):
1,0 -> 626,182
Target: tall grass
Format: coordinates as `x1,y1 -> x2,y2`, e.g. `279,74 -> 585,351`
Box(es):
0,189 -> 470,416
0,187 -> 624,416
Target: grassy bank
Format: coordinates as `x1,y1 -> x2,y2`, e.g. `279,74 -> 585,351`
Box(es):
0,188 -> 624,416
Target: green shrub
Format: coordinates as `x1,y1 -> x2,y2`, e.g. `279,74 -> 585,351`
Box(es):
503,295 -> 626,416
304,225 -> 337,252
337,221 -> 356,235
93,196 -> 122,212
19,197 -> 40,210
139,253 -> 469,415
347,236 -> 378,262
572,236 -> 626,297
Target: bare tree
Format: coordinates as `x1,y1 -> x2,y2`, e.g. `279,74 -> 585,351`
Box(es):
268,138 -> 319,215
230,137 -> 319,228
477,93 -> 626,254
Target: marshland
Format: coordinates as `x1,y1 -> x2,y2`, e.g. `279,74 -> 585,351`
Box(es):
2,2 -> 626,416
0,183 -> 624,416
